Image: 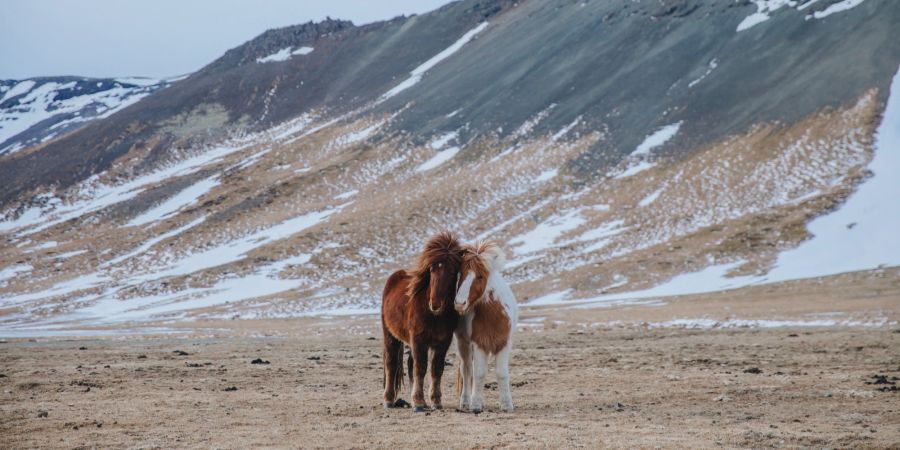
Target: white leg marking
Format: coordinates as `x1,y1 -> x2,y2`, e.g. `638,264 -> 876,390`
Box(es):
496,345 -> 514,412
470,347 -> 488,412
456,334 -> 472,410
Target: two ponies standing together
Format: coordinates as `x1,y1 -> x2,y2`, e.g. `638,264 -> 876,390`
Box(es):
381,232 -> 518,413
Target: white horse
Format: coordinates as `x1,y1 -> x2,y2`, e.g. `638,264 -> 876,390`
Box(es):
454,241 -> 518,412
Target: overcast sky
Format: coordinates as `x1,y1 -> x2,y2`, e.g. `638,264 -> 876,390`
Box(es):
0,0 -> 454,80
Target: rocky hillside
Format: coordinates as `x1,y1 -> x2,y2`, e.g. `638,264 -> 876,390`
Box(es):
0,76 -> 172,156
0,0 -> 898,332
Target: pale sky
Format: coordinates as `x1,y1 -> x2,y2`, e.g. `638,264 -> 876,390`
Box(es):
0,0 -> 454,80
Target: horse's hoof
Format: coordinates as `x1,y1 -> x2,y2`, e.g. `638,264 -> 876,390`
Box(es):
413,406 -> 426,413
432,404 -> 443,410
472,408 -> 482,415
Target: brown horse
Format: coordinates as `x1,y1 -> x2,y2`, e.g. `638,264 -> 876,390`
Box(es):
381,231 -> 463,412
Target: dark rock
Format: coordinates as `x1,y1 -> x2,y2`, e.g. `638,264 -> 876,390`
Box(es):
250,358 -> 270,365
223,386 -> 238,391
173,350 -> 189,356
744,367 -> 763,374
37,410 -> 48,418
866,375 -> 898,385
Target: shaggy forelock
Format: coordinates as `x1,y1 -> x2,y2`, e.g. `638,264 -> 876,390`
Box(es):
460,243 -> 490,278
408,231 -> 462,298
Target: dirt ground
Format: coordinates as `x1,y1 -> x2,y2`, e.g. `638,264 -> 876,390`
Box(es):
1,270 -> 899,449
0,327 -> 897,449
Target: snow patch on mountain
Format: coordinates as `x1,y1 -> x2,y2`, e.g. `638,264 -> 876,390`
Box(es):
737,0 -> 795,32
0,78 -> 166,155
415,146 -> 460,172
102,217 -> 206,268
534,169 -> 558,183
688,59 -> 718,88
127,176 -> 220,227
610,122 -> 681,179
0,80 -> 36,104
381,22 -> 489,100
808,0 -> 866,19
430,131 -> 459,149
737,0 -> 869,31
633,122 -> 682,156
613,160 -> 657,179
0,264 -> 32,288
131,206 -> 344,283
509,209 -> 586,256
638,186 -> 665,207
256,46 -> 314,63
764,63 -> 900,279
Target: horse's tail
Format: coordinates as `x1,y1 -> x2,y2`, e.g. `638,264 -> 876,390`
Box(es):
393,344 -> 405,396
406,347 -> 413,387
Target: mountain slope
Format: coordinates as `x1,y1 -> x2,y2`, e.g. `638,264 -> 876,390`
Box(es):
0,0 -> 898,331
0,77 -> 171,156
0,0 -> 512,206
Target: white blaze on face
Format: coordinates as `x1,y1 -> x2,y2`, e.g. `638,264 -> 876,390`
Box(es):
455,271 -> 475,308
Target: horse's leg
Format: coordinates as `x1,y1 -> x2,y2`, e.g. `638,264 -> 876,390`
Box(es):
464,345 -> 475,410
470,346 -> 488,413
455,330 -> 472,410
410,341 -> 429,412
495,345 -> 514,412
429,339 -> 451,409
382,329 -> 403,408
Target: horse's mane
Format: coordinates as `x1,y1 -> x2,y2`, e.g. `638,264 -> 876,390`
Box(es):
407,231 -> 463,298
468,240 -> 506,272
